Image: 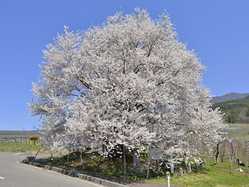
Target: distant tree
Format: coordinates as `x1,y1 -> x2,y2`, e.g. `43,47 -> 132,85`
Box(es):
246,107 -> 249,117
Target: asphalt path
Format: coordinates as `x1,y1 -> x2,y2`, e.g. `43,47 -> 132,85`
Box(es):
0,152 -> 102,187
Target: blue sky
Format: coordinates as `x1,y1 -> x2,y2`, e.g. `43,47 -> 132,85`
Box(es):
0,0 -> 248,130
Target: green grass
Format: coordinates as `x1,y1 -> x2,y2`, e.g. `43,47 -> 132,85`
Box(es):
146,162 -> 249,187
226,123 -> 249,140
0,142 -> 41,152
145,123 -> 249,187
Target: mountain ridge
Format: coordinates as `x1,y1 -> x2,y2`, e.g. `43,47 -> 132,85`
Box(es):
212,92 -> 249,103
212,93 -> 249,123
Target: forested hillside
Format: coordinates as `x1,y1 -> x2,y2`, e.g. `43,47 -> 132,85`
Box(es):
212,92 -> 249,103
213,96 -> 249,123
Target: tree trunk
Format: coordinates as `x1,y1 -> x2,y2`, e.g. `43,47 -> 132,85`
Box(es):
34,147 -> 42,160
132,150 -> 140,169
187,162 -> 192,173
146,159 -> 151,179
67,152 -> 70,163
229,141 -> 234,174
170,162 -> 175,174
215,142 -> 220,164
80,151 -> 84,168
179,167 -> 184,176
230,141 -> 235,163
146,146 -> 151,179
50,151 -> 54,167
50,151 -> 54,160
123,145 -> 127,183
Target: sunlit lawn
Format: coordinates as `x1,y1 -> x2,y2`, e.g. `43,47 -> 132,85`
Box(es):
226,123 -> 249,140
0,142 -> 41,152
145,124 -> 249,187
146,161 -> 249,187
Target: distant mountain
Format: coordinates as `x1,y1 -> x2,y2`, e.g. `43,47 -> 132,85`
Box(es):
213,94 -> 249,123
212,92 -> 249,103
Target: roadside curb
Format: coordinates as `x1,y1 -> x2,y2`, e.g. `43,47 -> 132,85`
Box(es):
78,173 -> 127,187
24,161 -> 127,187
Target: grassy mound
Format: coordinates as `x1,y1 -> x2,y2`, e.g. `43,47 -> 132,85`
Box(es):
35,151 -> 149,183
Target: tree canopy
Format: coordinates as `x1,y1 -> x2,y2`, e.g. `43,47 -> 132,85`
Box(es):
31,10 -> 224,158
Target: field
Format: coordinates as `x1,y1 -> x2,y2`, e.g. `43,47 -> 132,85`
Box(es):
146,162 -> 249,187
0,142 -> 41,152
226,123 -> 249,140
0,130 -> 40,152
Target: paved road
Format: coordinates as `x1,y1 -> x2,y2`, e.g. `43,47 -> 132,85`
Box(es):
0,152 -> 102,187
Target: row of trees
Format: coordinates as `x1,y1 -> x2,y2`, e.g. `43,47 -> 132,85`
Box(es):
31,10 -> 224,167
